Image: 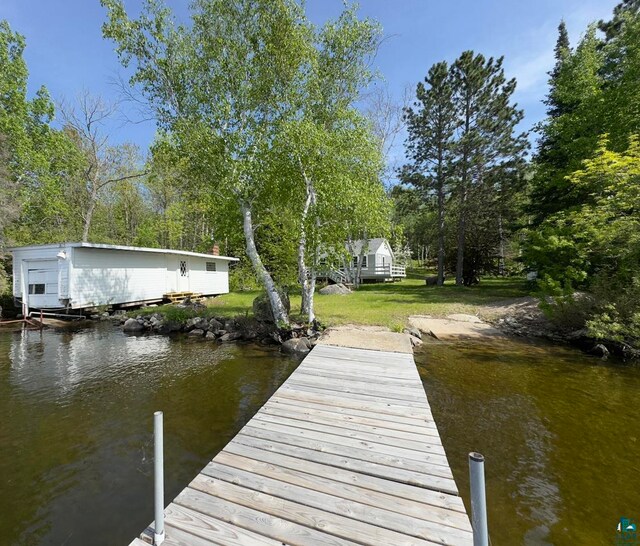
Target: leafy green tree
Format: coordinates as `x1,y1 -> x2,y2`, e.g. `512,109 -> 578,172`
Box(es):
102,0 -> 325,324
102,0 -> 386,324
524,136 -> 640,344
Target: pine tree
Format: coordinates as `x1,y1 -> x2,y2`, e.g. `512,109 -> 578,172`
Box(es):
529,26 -> 604,223
402,61 -> 457,285
450,51 -> 527,285
598,0 -> 640,41
545,21 -> 571,119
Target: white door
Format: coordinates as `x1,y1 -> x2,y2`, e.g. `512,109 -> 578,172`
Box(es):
177,258 -> 190,292
27,261 -> 59,308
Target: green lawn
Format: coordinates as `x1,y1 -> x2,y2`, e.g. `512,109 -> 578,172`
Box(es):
202,275 -> 530,330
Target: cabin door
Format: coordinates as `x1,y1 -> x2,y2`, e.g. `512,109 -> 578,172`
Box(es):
26,261 -> 59,309
177,258 -> 190,292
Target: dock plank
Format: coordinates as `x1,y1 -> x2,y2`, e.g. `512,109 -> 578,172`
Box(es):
131,343 -> 473,545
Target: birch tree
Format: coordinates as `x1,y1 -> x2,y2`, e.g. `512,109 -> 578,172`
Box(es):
102,0 -> 321,324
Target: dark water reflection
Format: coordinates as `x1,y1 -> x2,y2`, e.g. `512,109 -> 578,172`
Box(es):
416,339 -> 640,546
0,323 -> 299,545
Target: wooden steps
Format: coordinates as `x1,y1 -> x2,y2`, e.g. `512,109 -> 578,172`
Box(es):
163,291 -> 205,304
130,344 -> 472,545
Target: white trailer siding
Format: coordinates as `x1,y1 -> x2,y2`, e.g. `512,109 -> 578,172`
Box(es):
70,247 -> 169,308
10,243 -> 237,310
186,258 -> 230,296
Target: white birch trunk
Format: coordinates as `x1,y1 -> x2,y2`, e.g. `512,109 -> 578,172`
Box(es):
297,181 -> 314,322
241,201 -> 289,325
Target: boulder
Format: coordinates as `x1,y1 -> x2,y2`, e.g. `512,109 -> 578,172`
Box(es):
219,332 -> 242,342
252,290 -> 291,323
242,330 -> 258,341
188,328 -> 205,337
186,317 -> 208,331
208,318 -> 223,332
123,318 -> 145,333
403,327 -> 422,340
591,343 -> 610,359
282,338 -> 311,355
319,283 -> 351,295
158,321 -> 182,335
410,336 -> 423,348
205,331 -> 216,340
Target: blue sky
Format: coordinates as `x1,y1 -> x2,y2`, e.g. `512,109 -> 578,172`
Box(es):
0,0 -> 620,160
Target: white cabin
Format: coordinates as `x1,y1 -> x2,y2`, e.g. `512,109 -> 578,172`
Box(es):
319,238 -> 406,283
347,238 -> 406,281
10,242 -> 238,311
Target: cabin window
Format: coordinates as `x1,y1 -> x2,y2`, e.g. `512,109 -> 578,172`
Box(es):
28,283 -> 45,295
179,260 -> 188,277
352,256 -> 367,268
206,262 -> 217,272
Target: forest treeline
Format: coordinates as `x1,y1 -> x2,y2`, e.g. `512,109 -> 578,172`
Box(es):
1,0 -> 639,345
395,0 -> 640,347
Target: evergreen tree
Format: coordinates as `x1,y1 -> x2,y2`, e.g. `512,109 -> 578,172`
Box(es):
529,26 -> 604,223
598,0 -> 640,41
450,51 -> 527,285
402,61 -> 457,285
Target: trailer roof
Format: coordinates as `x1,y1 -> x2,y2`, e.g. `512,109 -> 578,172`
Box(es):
8,242 -> 239,261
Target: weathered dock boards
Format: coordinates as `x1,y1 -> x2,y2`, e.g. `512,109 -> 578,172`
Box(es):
133,342 -> 473,545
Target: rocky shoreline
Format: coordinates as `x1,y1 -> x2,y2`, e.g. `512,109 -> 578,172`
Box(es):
479,297 -> 640,361
98,294 -> 638,361
119,312 -> 321,355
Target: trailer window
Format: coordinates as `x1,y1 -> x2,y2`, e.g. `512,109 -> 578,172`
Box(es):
28,283 -> 45,295
179,261 -> 188,276
206,262 -> 217,272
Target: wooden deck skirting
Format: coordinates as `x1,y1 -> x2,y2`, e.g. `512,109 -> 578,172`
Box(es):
133,343 -> 473,545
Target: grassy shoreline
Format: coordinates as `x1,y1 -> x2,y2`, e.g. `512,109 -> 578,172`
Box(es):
139,275 -> 531,330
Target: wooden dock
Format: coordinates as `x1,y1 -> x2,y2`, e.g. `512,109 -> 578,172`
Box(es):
133,342 -> 473,545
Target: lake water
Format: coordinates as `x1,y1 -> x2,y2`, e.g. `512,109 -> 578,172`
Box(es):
1,323 -> 638,545
0,323 -> 298,545
416,339 -> 640,545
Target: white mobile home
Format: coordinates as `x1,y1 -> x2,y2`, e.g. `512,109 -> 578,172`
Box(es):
10,242 -> 238,311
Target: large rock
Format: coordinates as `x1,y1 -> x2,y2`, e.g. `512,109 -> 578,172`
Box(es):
185,317 -> 208,331
282,338 -> 311,355
403,326 -> 422,340
219,332 -> 242,342
157,321 -> 182,335
319,283 -> 351,295
208,318 -> 223,332
252,290 -> 291,323
188,328 -> 205,337
123,318 -> 145,333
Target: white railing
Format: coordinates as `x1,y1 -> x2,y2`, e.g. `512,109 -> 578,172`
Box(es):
317,263 -> 406,281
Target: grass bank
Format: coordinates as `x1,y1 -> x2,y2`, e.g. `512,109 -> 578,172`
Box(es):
139,273 -> 530,330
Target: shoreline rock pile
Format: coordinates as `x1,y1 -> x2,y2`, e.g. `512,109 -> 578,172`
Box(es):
121,313 -> 320,355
